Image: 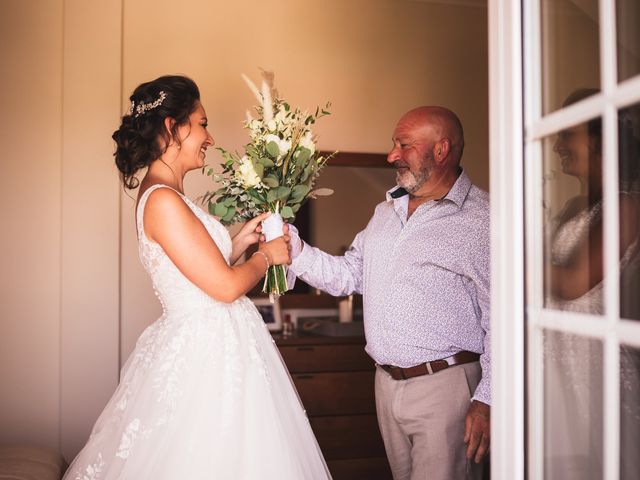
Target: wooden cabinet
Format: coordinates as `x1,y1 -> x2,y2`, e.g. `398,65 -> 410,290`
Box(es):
274,332 -> 392,480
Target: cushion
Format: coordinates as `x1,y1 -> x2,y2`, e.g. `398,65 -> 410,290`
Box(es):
0,445 -> 66,480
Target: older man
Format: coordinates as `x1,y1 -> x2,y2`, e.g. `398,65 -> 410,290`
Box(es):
289,106 -> 490,480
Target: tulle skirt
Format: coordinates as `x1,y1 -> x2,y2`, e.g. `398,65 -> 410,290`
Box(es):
64,297 -> 331,479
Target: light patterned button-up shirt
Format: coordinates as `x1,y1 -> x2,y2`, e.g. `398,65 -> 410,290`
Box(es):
290,170 -> 491,405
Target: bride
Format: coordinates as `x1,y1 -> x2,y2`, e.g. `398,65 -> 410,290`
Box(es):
63,75 -> 331,479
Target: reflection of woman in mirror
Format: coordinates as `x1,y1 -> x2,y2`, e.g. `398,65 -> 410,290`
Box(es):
545,89 -> 640,480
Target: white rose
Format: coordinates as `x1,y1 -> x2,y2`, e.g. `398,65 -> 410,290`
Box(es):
265,134 -> 291,158
278,138 -> 291,155
235,156 -> 262,188
267,119 -> 277,132
299,132 -> 316,155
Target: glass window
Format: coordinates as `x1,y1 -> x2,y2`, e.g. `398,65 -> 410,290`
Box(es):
618,103 -> 640,321
616,0 -> 640,82
620,344 -> 640,479
540,0 -> 600,114
544,330 -> 603,479
542,111 -> 605,315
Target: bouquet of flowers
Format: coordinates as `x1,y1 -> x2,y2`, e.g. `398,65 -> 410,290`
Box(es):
203,70 -> 334,300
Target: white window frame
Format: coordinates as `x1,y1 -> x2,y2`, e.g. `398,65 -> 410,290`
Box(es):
490,0 -> 640,479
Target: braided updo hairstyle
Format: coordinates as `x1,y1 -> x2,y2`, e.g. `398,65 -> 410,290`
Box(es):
113,75 -> 201,189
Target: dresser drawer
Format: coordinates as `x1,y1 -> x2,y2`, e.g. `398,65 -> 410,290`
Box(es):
291,371 -> 376,416
279,344 -> 373,373
309,415 -> 386,460
326,457 -> 392,480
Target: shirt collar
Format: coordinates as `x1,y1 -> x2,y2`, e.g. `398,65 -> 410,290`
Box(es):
385,168 -> 472,209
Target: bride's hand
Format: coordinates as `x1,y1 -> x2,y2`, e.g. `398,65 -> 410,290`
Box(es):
230,212 -> 271,264
259,234 -> 291,266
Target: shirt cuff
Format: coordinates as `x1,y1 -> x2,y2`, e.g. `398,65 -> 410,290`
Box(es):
290,241 -> 316,275
471,378 -> 491,406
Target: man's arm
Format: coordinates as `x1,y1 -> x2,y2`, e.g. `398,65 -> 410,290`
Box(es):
464,224 -> 491,463
288,225 -> 365,297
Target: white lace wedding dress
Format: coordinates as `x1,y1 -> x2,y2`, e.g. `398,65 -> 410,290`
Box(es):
64,184 -> 331,480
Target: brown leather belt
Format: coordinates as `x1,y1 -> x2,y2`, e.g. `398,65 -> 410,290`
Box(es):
379,351 -> 480,380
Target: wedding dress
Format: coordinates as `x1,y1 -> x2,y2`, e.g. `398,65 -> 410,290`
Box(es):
544,198 -> 640,480
64,184 -> 331,480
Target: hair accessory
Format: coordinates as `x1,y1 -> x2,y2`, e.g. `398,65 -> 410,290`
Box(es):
128,91 -> 168,118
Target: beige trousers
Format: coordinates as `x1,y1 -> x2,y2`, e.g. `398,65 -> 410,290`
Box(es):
374,362 -> 484,480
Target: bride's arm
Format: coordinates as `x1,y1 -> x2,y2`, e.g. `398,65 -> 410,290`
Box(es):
143,188 -> 290,303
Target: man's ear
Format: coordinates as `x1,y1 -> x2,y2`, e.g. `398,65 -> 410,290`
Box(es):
434,138 -> 451,163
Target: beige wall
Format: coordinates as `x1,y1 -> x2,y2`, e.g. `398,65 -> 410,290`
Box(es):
0,0 -> 63,451
120,0 -> 489,360
1,0 -> 488,461
0,0 -> 121,461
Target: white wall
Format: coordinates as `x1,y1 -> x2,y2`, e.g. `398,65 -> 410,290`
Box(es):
0,0 -> 488,462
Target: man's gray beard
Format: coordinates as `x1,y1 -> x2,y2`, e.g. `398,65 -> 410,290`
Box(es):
396,167 -> 430,194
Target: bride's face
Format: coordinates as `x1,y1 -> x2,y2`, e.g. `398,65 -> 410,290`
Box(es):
553,123 -> 599,180
175,101 -> 215,171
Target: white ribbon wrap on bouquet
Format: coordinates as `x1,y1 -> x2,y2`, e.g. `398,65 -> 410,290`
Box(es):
262,213 -> 284,242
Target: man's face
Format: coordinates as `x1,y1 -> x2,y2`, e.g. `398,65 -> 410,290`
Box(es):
387,119 -> 435,194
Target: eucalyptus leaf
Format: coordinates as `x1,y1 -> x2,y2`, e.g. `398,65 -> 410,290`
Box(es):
222,207 -> 236,223
267,189 -> 278,203
308,188 -> 334,198
253,162 -> 264,179
214,203 -> 228,217
223,197 -> 235,207
275,186 -> 291,201
296,147 -> 311,164
280,206 -> 294,219
260,157 -> 274,167
263,175 -> 280,188
266,141 -> 280,158
292,204 -> 301,213
291,184 -> 310,201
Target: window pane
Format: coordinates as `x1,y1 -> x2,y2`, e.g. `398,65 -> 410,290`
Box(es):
619,103 -> 640,321
542,111 -> 605,315
540,0 -> 600,114
620,344 -> 640,479
617,0 -> 640,82
544,331 -> 603,479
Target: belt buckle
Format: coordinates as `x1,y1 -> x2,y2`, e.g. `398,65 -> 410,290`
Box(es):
393,366 -> 406,380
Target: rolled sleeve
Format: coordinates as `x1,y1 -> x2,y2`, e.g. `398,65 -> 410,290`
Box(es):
289,232 -> 365,297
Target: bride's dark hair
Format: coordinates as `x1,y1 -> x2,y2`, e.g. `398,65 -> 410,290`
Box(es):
113,75 -> 201,189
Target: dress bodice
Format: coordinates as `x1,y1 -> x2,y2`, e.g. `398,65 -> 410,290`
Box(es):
548,199 -> 639,314
136,184 -> 234,315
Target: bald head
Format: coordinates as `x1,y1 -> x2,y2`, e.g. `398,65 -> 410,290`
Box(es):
397,106 -> 465,165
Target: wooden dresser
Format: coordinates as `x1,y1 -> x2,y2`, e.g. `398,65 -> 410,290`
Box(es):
273,331 -> 392,480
